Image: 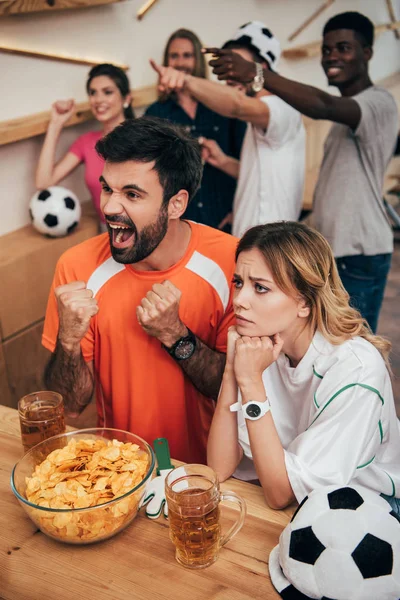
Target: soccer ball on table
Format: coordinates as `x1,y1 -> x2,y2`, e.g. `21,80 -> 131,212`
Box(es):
29,186 -> 81,238
269,484 -> 400,600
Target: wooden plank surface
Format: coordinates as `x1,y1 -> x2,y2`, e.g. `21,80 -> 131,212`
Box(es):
0,85 -> 158,147
287,0 -> 335,42
283,20 -> 400,59
1,405 -> 293,599
0,44 -> 129,70
2,321 -> 51,408
0,343 -> 13,407
0,203 -> 99,340
0,0 -> 122,16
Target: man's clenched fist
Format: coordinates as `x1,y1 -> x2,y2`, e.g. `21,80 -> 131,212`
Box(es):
55,281 -> 99,351
136,280 -> 187,347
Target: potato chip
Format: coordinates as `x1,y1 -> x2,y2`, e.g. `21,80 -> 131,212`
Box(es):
24,437 -> 151,543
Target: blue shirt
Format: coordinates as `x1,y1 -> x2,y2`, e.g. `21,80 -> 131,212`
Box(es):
145,97 -> 246,229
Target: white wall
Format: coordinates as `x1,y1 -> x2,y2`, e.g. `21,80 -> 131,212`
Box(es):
1,0 -> 399,235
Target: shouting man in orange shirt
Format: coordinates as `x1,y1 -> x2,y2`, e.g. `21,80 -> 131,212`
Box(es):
42,116 -> 237,463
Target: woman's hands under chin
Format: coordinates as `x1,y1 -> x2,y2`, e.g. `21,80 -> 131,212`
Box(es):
233,333 -> 284,389
225,326 -> 240,370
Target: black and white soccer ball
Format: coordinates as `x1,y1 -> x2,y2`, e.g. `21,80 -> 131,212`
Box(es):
269,485 -> 400,600
228,21 -> 281,70
29,186 -> 81,237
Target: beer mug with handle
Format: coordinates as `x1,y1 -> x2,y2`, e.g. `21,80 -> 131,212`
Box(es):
165,464 -> 246,569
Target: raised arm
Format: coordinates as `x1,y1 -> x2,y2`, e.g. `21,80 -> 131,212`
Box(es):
205,48 -> 361,129
149,59 -> 270,129
44,281 -> 98,416
233,334 -> 295,510
136,280 -> 226,400
36,100 -> 81,189
207,327 -> 243,480
44,344 -> 94,418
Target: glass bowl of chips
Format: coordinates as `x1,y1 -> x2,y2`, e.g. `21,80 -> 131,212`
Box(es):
11,428 -> 155,544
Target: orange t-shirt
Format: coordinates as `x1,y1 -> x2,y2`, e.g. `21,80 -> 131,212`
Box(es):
42,222 -> 237,463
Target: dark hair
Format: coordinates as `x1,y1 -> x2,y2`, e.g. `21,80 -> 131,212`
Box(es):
323,11 -> 374,47
222,39 -> 264,64
163,28 -> 207,78
86,63 -> 135,119
96,116 -> 203,205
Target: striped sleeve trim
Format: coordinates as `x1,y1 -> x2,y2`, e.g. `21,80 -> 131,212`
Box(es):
308,382 -> 384,429
384,470 -> 396,498
313,365 -> 323,379
379,420 -> 384,443
184,250 -> 230,310
86,257 -> 125,297
356,455 -> 376,469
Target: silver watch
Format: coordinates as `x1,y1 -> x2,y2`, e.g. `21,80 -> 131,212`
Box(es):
251,63 -> 264,93
230,399 -> 271,421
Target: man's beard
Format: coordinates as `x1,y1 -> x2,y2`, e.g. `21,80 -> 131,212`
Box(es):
108,203 -> 169,265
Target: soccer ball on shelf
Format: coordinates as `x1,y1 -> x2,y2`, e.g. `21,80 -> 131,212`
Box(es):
269,484 -> 400,600
29,186 -> 81,238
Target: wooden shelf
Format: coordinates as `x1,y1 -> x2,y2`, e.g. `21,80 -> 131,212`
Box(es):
136,0 -> 158,20
0,85 -> 158,146
0,0 -> 123,16
283,20 -> 400,60
282,40 -> 321,60
0,44 -> 128,70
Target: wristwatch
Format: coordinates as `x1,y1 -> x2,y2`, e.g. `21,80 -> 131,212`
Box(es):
162,328 -> 196,361
251,63 -> 265,93
230,398 -> 271,421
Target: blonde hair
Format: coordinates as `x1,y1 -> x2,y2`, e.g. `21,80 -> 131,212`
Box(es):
163,28 -> 207,78
236,222 -> 391,368
159,29 -> 207,102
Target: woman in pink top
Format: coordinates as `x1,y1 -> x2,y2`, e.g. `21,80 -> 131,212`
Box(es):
36,64 -> 134,228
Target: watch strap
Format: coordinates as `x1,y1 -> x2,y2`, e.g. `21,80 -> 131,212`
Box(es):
162,327 -> 195,357
230,399 -> 271,419
251,62 -> 265,92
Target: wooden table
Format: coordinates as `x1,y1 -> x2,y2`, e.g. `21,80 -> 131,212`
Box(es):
0,405 -> 294,599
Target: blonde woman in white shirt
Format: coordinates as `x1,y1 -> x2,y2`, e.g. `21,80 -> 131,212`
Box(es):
207,221 -> 400,514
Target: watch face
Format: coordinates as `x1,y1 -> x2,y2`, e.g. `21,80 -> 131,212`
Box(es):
175,340 -> 195,360
246,403 -> 262,418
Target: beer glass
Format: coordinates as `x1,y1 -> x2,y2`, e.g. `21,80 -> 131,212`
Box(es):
18,391 -> 65,452
165,464 -> 246,569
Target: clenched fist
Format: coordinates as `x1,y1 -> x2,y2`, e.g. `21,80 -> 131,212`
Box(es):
149,59 -> 188,94
234,334 -> 284,387
50,99 -> 76,128
203,47 -> 257,84
198,137 -> 228,170
136,280 -> 187,347
55,281 -> 99,351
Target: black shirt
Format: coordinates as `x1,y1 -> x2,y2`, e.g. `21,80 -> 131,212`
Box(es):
145,98 -> 246,229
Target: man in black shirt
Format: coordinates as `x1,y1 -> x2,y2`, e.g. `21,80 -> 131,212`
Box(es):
146,28 -> 246,231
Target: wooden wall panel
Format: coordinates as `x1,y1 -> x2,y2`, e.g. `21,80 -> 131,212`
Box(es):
3,320 -> 51,408
0,86 -> 157,147
0,343 -> 13,408
0,0 -> 122,17
0,205 -> 98,340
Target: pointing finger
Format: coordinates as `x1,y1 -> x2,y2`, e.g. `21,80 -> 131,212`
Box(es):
202,47 -> 227,55
150,58 -> 163,76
